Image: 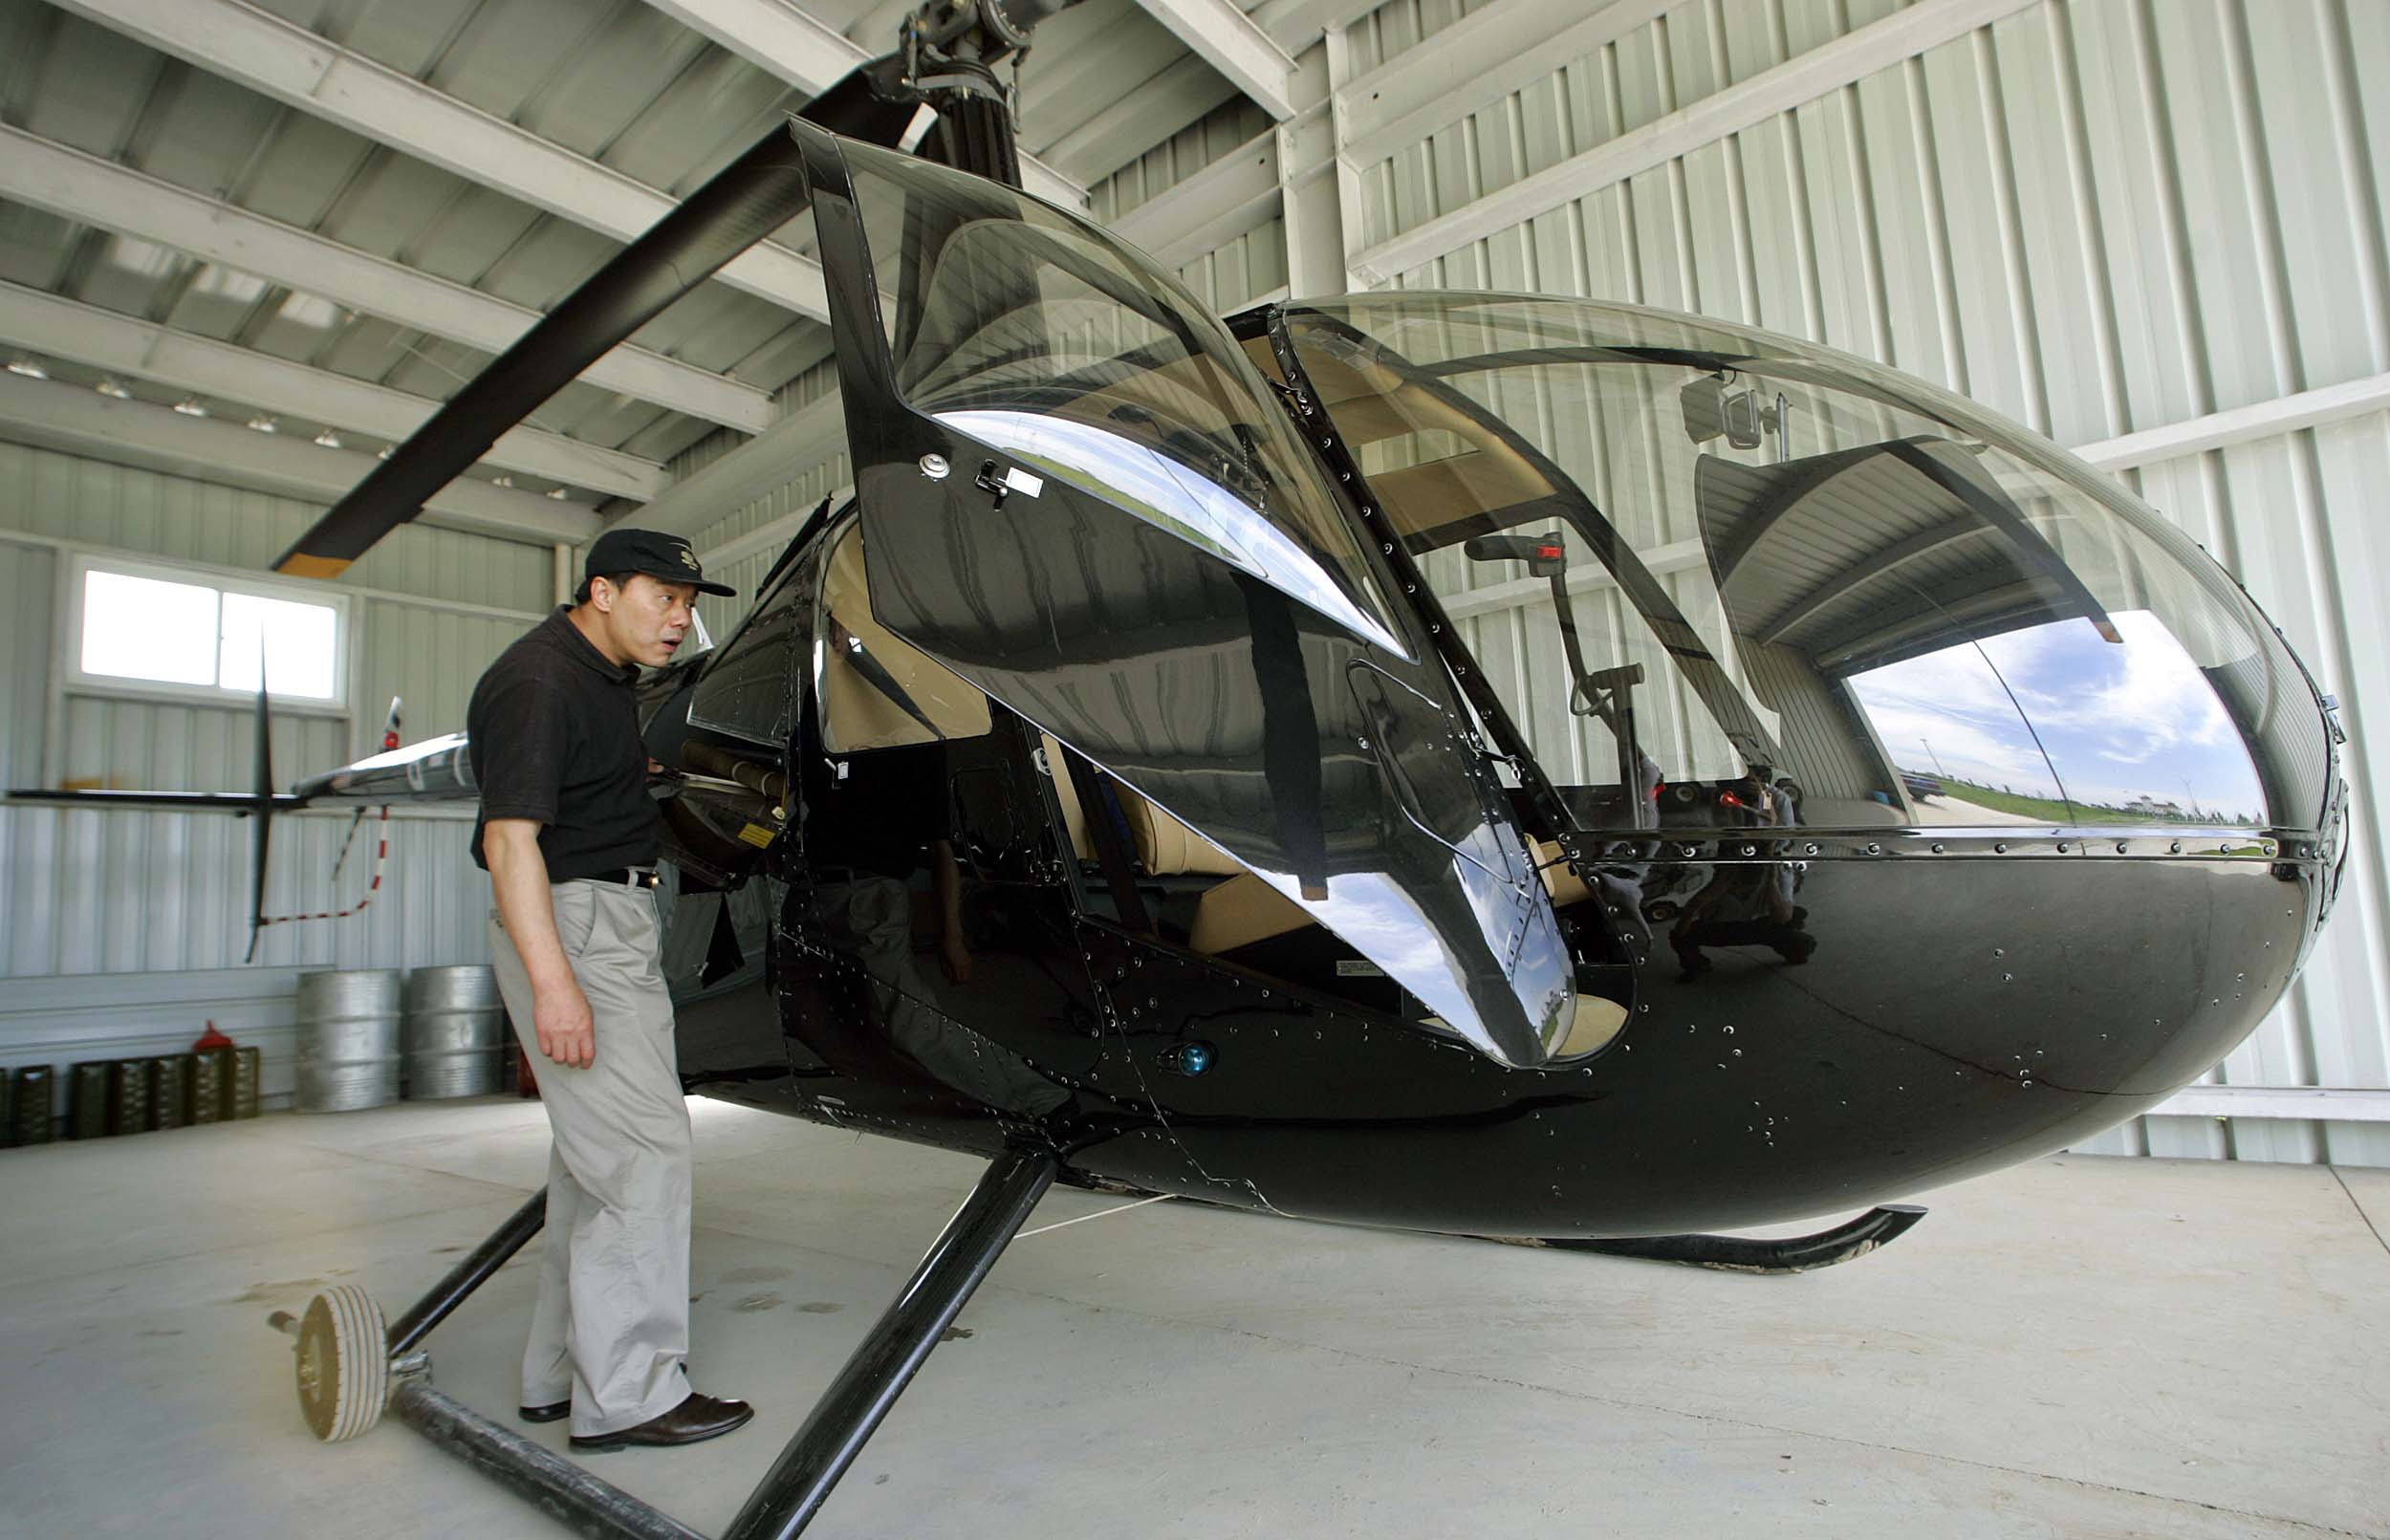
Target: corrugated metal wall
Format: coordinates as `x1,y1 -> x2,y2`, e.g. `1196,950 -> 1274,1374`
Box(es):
687,357 -> 848,637
0,442 -> 550,1108
1305,0 -> 2390,1164
1095,98 -> 1291,310
24,0 -> 2372,1158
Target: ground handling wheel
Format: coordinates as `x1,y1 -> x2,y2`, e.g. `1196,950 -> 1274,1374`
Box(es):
293,1284 -> 389,1442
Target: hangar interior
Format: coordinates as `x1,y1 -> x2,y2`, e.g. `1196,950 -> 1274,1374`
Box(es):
0,1 -> 2385,1536
4,0 -> 2381,1159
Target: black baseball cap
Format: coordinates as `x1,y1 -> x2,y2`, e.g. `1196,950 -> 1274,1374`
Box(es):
583,528 -> 736,597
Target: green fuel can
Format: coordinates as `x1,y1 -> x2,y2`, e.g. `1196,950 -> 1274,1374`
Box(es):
70,1062 -> 112,1139
107,1060 -> 151,1136
230,1047 -> 262,1119
11,1066 -> 56,1145
186,1051 -> 227,1125
149,1056 -> 191,1131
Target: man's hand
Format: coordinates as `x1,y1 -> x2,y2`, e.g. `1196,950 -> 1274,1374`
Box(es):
535,978 -> 597,1069
931,838 -> 971,987
484,817 -> 594,1070
940,931 -> 974,987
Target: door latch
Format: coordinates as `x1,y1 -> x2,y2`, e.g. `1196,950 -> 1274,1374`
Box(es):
975,459 -> 1045,507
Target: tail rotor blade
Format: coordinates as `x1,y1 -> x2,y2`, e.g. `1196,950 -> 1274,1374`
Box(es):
245,799 -> 272,965
246,658 -> 274,964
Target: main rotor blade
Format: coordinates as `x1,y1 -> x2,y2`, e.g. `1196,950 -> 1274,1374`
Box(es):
272,59 -> 919,581
1,790 -> 308,811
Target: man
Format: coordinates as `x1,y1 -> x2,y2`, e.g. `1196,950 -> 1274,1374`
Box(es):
468,527 -> 751,1453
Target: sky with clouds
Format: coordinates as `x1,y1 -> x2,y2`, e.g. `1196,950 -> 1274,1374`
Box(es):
1847,610 -> 2267,821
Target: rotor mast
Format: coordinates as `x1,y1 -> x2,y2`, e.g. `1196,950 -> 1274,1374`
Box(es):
899,0 -> 1076,187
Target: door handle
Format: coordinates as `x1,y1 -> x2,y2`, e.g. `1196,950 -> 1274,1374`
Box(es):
975,459 -> 1045,506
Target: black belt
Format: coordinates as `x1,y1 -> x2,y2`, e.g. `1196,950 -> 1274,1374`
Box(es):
576,867 -> 660,890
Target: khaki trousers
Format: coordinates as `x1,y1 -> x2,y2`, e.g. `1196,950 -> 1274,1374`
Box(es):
489,878 -> 692,1437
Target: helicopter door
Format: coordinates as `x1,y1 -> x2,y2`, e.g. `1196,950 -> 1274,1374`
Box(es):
642,553 -> 810,891
787,122 -> 1575,1070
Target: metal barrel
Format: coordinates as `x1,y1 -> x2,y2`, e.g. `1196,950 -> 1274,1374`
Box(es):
294,969 -> 403,1113
402,965 -> 505,1100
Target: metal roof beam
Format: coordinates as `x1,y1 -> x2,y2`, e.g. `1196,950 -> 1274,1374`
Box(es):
53,0 -> 830,322
604,390 -> 848,541
641,0 -> 862,95
1334,0 -> 1673,169
1247,0 -> 1382,55
0,282 -> 666,503
2073,370 -> 2390,471
1107,129 -> 1281,270
1040,54 -> 1239,184
637,0 -> 1091,209
1347,0 -> 2043,284
0,127 -> 774,433
0,371 -> 599,546
1126,0 -> 1300,119
697,472 -> 850,571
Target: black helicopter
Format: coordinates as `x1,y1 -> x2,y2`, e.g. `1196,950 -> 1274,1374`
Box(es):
9,1 -> 2351,1534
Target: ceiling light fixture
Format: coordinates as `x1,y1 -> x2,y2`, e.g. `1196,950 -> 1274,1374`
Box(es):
547,487 -> 569,500
491,475 -> 515,488
172,398 -> 208,417
314,429 -> 342,449
377,445 -> 394,461
96,379 -> 133,399
248,416 -> 278,433
5,355 -> 45,379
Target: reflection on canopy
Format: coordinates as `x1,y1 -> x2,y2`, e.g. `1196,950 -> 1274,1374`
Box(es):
936,408 -> 1405,657
1275,293 -> 2332,834
841,143 -> 1401,656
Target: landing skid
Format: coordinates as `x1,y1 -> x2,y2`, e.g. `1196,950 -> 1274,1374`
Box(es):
273,1147 -> 1058,1540
1487,1204 -> 1927,1273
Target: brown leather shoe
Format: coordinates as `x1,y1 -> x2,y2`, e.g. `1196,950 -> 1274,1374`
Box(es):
569,1393 -> 754,1452
519,1399 -> 571,1424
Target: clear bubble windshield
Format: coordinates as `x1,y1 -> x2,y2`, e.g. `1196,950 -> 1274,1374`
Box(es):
837,138 -> 1403,658
1279,294 -> 2332,835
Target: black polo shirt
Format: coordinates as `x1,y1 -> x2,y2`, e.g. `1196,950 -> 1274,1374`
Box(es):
467,608 -> 660,880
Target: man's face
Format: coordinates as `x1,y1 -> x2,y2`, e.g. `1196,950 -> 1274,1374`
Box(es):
596,574 -> 700,668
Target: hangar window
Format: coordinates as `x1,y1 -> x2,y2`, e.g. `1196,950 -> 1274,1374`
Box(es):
71,556 -> 348,708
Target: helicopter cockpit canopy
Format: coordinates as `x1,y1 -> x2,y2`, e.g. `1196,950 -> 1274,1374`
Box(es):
792,125 -> 1577,1069
1273,295 -> 2337,838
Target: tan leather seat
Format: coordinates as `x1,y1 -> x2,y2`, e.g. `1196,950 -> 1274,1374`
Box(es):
1122,792 -> 1242,876
1185,871 -> 1311,955
1415,994 -> 1625,1056
1037,732 -> 1242,877
1555,994 -> 1627,1056
821,525 -> 991,751
1532,839 -> 1591,906
1041,731 -> 1096,856
1187,838 -> 1595,958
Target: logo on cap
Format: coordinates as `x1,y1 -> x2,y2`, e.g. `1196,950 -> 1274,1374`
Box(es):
679,547 -> 699,571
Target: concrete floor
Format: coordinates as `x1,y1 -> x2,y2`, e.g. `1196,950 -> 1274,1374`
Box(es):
0,1100 -> 2383,1539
